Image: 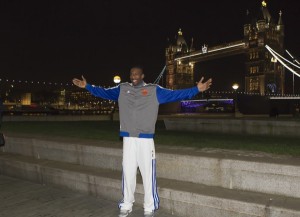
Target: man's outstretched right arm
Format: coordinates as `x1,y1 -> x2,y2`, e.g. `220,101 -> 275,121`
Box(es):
72,76 -> 120,101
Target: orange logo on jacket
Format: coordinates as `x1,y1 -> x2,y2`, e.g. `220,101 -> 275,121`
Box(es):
141,89 -> 148,96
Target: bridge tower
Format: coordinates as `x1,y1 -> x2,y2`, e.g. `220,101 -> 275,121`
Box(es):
165,29 -> 195,89
244,1 -> 285,95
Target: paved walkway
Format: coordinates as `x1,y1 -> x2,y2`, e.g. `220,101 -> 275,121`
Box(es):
0,175 -> 178,217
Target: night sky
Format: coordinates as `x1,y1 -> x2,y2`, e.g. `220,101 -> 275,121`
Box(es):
0,0 -> 299,91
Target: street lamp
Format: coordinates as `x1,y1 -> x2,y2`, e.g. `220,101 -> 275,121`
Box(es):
271,56 -> 277,73
232,83 -> 239,91
113,75 -> 121,84
271,57 -> 278,94
112,75 -> 121,121
232,83 -> 240,117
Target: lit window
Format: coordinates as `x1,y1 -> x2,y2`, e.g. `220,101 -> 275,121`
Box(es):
250,77 -> 259,91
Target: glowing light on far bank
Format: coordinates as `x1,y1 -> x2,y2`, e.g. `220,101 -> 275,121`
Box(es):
113,75 -> 121,84
232,83 -> 239,90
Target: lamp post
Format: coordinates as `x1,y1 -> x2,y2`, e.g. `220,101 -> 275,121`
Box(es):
112,75 -> 121,121
113,75 -> 121,84
232,83 -> 240,117
271,57 -> 277,94
232,83 -> 239,91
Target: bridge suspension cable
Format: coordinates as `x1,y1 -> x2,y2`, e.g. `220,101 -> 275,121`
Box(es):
265,45 -> 300,78
285,49 -> 300,65
153,65 -> 166,84
266,45 -> 300,69
284,49 -> 300,94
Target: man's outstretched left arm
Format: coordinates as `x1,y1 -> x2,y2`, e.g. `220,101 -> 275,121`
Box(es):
156,77 -> 212,104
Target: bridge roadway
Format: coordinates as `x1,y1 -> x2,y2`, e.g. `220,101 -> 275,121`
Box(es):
0,175 -> 178,217
175,40 -> 247,63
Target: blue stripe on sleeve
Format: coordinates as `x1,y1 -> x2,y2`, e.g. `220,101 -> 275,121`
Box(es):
156,85 -> 200,104
86,84 -> 120,101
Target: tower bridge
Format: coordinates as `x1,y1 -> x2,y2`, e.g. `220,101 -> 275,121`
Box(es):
165,1 -> 286,95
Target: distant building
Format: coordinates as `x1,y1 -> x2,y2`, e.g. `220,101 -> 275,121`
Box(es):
68,90 -> 115,110
21,93 -> 31,105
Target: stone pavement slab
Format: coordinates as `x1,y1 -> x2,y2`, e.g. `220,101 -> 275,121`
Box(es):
0,175 -> 179,217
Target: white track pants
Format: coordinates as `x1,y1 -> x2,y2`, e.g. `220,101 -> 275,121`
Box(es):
118,137 -> 159,212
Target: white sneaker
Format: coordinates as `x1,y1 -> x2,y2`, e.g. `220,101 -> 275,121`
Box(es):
118,208 -> 132,217
144,211 -> 154,217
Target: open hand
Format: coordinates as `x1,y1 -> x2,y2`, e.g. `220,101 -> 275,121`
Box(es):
72,76 -> 87,88
197,77 -> 212,92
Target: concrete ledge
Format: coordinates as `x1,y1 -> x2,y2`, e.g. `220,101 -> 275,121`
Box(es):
1,153 -> 300,217
2,115 -> 112,122
164,118 -> 300,137
2,136 -> 300,199
157,152 -> 300,199
2,136 -> 123,171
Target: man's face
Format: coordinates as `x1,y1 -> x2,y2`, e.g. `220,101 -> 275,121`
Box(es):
130,67 -> 144,86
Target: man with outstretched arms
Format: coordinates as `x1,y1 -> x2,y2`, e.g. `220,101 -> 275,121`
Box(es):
73,66 -> 212,217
